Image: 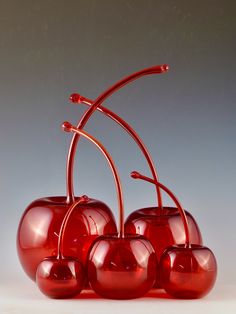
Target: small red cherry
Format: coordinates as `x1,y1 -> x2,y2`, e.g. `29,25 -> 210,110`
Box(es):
159,244 -> 217,299
36,257 -> 85,298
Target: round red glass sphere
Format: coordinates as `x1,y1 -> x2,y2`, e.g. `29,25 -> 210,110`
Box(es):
159,244 -> 217,299
17,196 -> 117,281
87,235 -> 157,299
36,257 -> 84,298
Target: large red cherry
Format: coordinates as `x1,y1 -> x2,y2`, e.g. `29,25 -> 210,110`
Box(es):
159,244 -> 217,299
88,235 -> 157,299
65,122 -> 157,299
17,196 -> 117,281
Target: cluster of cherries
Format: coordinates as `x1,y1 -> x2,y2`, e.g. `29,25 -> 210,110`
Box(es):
17,65 -> 217,300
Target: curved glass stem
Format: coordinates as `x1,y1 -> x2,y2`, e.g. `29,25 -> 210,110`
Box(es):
63,121 -> 124,238
57,197 -> 86,259
66,64 -> 169,204
131,171 -> 190,245
70,94 -> 163,209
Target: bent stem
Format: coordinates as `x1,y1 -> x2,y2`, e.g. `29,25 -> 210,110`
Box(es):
131,171 -> 190,246
57,197 -> 87,259
66,64 -> 169,205
70,94 -> 163,209
63,121 -> 125,238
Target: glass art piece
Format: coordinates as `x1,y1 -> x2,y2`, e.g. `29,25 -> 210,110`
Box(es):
17,65 -> 217,299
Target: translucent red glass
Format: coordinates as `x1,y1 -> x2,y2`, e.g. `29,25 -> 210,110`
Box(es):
16,64 -> 217,300
17,196 -> 117,280
125,207 -> 202,262
64,123 -> 158,299
36,257 -> 85,299
88,235 -> 157,299
159,244 -> 217,299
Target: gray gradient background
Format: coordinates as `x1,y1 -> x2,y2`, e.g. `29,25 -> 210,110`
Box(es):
0,0 -> 235,287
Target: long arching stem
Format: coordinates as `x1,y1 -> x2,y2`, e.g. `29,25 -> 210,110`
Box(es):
70,94 -> 163,209
131,171 -> 190,246
66,64 -> 169,205
63,121 -> 124,238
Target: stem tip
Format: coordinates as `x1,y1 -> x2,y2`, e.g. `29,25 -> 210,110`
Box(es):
70,93 -> 82,103
162,64 -> 169,72
130,171 -> 141,179
62,121 -> 73,133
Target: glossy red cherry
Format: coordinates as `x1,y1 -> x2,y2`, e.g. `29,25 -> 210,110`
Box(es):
17,196 -> 117,281
36,257 -> 85,298
159,244 -> 217,299
88,235 -> 157,299
65,123 -> 157,299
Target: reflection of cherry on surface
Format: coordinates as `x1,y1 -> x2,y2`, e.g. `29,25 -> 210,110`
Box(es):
64,122 -> 157,300
130,171 -> 217,299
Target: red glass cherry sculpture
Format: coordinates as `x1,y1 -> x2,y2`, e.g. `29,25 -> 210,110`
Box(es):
63,122 -> 157,299
37,257 -> 84,299
131,171 -> 217,298
160,244 -> 217,299
36,198 -> 86,298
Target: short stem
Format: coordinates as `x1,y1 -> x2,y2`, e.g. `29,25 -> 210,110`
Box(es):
57,197 -> 86,259
63,121 -> 124,238
131,171 -> 190,246
70,94 -> 163,209
66,64 -> 169,204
